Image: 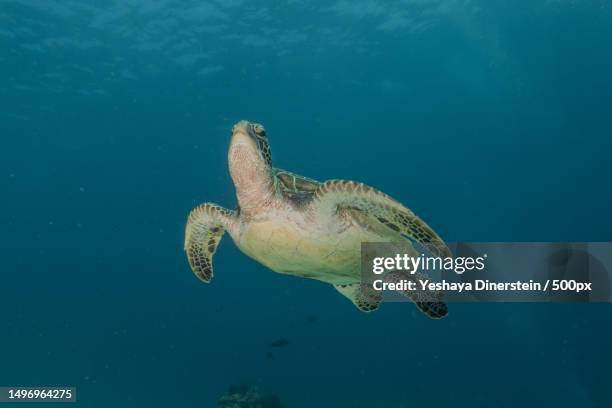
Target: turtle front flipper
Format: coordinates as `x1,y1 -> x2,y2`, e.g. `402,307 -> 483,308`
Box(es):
334,283 -> 382,312
312,180 -> 451,258
184,203 -> 237,283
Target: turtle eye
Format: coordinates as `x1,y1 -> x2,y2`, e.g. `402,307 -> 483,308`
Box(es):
253,123 -> 266,136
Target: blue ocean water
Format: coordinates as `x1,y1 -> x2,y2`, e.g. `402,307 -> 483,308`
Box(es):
1,1 -> 612,406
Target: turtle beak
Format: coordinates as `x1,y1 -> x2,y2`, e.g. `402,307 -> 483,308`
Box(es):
230,120 -> 258,151
229,120 -> 272,168
231,120 -> 251,138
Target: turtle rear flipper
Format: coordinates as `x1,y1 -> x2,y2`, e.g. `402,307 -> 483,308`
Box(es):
385,270 -> 448,319
184,203 -> 237,283
415,301 -> 448,319
334,283 -> 382,312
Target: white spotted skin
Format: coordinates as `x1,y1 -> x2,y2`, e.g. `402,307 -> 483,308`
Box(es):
227,199 -> 405,285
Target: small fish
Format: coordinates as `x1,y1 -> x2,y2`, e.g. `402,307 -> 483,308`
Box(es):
267,351 -> 275,360
268,339 -> 289,348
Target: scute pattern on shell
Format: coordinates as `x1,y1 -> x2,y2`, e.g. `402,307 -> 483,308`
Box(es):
274,168 -> 321,207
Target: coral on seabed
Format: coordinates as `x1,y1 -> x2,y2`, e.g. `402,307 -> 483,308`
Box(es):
216,384 -> 285,408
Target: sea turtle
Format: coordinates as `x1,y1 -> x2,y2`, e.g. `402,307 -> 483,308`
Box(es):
184,120 -> 451,318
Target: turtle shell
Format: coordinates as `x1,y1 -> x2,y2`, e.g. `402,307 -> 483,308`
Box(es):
274,168 -> 320,206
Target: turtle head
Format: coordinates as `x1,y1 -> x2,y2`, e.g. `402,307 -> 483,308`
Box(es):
228,120 -> 274,214
230,120 -> 272,167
